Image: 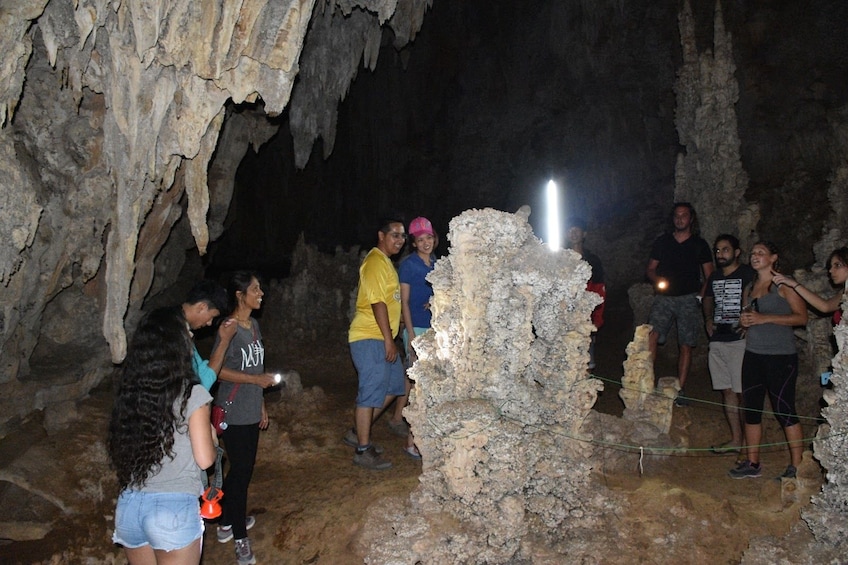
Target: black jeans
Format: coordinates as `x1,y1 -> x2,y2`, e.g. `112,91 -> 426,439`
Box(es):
220,423 -> 260,539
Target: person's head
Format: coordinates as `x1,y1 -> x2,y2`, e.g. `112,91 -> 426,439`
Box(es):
565,216 -> 588,247
671,202 -> 697,234
377,216 -> 406,257
713,234 -> 742,269
749,240 -> 780,274
827,246 -> 848,285
228,271 -> 263,314
108,307 -> 195,490
182,280 -> 227,330
408,216 -> 437,256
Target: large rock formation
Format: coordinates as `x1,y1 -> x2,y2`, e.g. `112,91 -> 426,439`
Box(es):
0,0 -> 430,437
363,207 -> 620,563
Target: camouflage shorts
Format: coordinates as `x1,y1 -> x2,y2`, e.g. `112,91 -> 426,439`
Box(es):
648,293 -> 701,347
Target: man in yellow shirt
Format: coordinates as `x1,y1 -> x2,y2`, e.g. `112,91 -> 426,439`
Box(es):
345,218 -> 407,470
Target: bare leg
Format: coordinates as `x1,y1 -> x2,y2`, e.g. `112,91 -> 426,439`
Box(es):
784,423 -> 804,467
722,389 -> 743,446
355,395 -> 397,446
124,546 -> 157,565
390,377 -> 413,426
155,538 -> 202,565
744,423 -> 762,465
355,407 -> 375,447
678,344 -> 692,389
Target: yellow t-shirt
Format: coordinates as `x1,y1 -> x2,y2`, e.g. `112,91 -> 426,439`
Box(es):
348,247 -> 401,343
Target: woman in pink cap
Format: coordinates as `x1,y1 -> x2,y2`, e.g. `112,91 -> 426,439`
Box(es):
390,216 -> 438,459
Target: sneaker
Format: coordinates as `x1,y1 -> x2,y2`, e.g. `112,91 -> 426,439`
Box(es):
728,460 -> 762,479
674,389 -> 690,407
353,445 -> 392,470
776,465 -> 797,480
234,537 -> 256,565
342,428 -> 384,454
402,445 -> 422,459
217,515 -> 256,543
387,419 -> 409,438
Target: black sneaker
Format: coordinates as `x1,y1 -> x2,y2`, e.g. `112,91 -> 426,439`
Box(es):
353,445 -> 392,470
728,460 -> 762,479
674,389 -> 691,407
776,465 -> 797,480
342,428 -> 384,454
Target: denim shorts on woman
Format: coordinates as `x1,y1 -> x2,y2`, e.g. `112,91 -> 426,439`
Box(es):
112,490 -> 203,551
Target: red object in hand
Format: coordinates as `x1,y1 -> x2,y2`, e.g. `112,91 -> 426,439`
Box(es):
200,487 -> 223,519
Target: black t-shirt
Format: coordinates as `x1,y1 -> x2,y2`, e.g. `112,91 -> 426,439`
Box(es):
704,263 -> 756,342
582,250 -> 604,284
649,233 -> 712,296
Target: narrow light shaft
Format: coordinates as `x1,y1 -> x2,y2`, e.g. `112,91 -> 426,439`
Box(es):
546,180 -> 560,251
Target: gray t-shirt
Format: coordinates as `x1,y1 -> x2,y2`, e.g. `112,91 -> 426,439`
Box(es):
142,384 -> 212,495
214,319 -> 264,425
745,284 -> 796,355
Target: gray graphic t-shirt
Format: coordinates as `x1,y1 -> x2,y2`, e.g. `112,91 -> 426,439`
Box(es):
214,319 -> 264,425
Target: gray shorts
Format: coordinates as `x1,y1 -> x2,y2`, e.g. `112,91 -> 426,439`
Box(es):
648,293 -> 701,347
708,339 -> 746,393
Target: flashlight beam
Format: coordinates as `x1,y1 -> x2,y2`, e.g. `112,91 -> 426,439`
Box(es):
546,180 -> 560,251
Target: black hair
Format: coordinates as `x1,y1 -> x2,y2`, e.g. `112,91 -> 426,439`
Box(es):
714,234 -> 740,251
566,216 -> 588,231
828,247 -> 848,269
185,279 -> 228,313
379,216 -> 406,234
228,271 -> 259,314
668,201 -> 701,236
108,307 -> 194,490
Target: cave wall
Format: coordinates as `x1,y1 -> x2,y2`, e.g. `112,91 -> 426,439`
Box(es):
0,0 -> 430,437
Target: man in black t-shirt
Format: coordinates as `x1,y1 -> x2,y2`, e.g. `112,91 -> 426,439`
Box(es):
703,234 -> 755,453
645,202 -> 714,405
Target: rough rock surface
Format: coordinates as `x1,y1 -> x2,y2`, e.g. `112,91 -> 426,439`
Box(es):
362,207 -> 624,563
674,0 -> 755,249
0,0 -> 429,437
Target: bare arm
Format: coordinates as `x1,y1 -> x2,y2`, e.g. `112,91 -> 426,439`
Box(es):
207,319 -> 237,375
218,367 -> 276,388
400,283 -> 416,359
189,404 -> 217,469
646,258 -> 660,284
700,262 -> 714,297
702,296 -> 715,337
371,301 -> 398,362
773,273 -> 843,314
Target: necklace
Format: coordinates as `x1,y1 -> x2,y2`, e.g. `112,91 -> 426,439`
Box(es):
234,315 -> 251,329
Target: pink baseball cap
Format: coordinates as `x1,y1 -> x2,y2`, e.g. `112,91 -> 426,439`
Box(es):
409,216 -> 435,238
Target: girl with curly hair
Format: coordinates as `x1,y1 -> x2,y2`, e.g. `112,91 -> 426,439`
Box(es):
108,307 -> 218,564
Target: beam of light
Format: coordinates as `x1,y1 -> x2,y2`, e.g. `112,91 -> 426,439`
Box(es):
546,179 -> 560,251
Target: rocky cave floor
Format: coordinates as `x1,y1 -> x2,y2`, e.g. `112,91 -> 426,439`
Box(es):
0,299 -> 827,564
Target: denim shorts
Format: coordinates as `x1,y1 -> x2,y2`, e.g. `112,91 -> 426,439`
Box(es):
350,339 -> 405,407
112,490 -> 203,551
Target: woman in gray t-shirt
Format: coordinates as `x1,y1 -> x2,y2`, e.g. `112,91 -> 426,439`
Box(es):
109,307 -> 218,563
729,241 -> 808,480
214,272 -> 277,562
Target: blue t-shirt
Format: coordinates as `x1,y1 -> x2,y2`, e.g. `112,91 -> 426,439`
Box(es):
398,253 -> 435,329
192,346 -> 217,390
